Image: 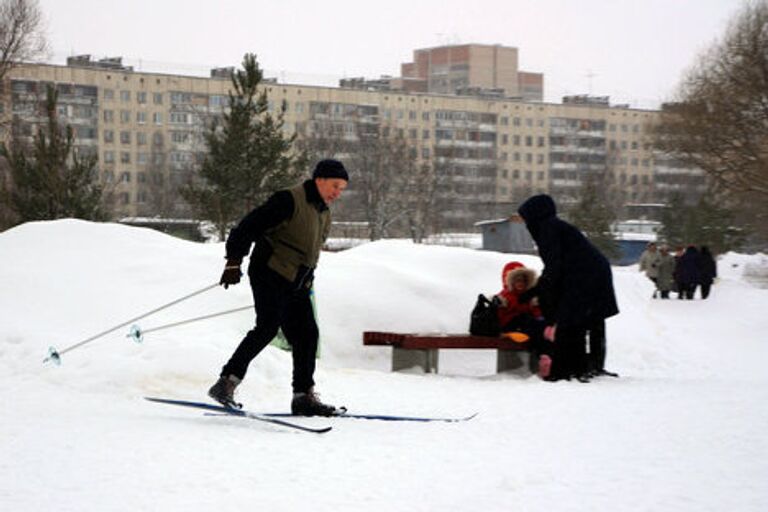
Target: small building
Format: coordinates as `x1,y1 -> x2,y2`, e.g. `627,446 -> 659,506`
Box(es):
475,215 -> 536,254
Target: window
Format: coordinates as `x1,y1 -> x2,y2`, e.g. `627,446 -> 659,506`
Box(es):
171,131 -> 190,143
121,152 -> 131,163
409,111 -> 416,121
525,136 -> 533,147
513,135 -> 520,146
120,131 -> 131,144
502,134 -> 508,145
537,136 -> 545,147
137,112 -> 146,124
170,112 -> 188,124
537,154 -> 545,164
120,90 -> 131,102
513,117 -> 520,127
137,152 -> 148,164
422,112 -> 430,121
104,130 -> 114,143
137,92 -> 147,104
103,89 -> 114,100
103,110 -> 114,123
153,112 -> 163,125
120,171 -> 131,182
120,110 -> 131,123
103,151 -> 115,163
137,132 -> 147,145
153,93 -> 163,105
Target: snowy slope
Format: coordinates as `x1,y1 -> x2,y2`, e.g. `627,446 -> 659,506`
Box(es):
1,219 -> 767,512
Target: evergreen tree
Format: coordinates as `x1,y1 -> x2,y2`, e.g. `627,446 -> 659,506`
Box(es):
182,53 -> 307,240
568,172 -> 621,259
0,84 -> 106,223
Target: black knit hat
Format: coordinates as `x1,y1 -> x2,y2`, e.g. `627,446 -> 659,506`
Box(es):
312,159 -> 349,181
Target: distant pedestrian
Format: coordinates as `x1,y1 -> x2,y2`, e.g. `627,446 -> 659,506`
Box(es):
698,246 -> 717,299
639,242 -> 661,298
676,246 -> 701,300
655,245 -> 676,299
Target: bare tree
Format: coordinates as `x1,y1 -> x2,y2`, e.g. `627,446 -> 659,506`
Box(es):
0,0 -> 47,82
653,1 -> 768,217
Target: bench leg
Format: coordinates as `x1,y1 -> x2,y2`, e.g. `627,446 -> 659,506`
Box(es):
497,349 -> 532,375
392,348 -> 439,373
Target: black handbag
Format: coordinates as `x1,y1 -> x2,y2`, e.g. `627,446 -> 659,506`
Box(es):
469,294 -> 500,337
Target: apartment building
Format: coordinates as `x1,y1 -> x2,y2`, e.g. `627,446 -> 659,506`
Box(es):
2,55 -> 705,230
400,44 -> 544,101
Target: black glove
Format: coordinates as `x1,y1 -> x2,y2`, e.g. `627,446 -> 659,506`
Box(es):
220,259 -> 242,289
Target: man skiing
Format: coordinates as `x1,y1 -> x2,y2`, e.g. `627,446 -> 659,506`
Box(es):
209,159 -> 348,415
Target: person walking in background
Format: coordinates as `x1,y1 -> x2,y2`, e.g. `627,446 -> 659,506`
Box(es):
517,194 -> 619,382
698,246 -> 717,299
639,242 -> 661,298
673,246 -> 686,299
676,246 -> 701,300
655,245 -> 677,299
209,159 -> 349,415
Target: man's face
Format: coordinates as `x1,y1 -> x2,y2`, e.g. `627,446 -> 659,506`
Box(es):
315,178 -> 347,205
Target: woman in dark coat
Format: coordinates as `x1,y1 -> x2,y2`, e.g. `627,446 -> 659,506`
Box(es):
517,194 -> 619,381
675,246 -> 701,300
698,246 -> 717,299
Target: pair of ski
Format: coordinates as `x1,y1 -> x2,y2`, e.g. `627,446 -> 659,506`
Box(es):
145,396 -> 476,434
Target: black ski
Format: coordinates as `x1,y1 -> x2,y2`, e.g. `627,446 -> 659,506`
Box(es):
144,397 -> 332,434
261,411 -> 478,422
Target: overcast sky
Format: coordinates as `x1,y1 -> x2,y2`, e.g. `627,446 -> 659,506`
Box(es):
37,0 -> 740,109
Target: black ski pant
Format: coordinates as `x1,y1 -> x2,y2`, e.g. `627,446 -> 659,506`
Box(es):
551,325 -> 589,379
700,282 -> 712,299
679,283 -> 697,300
588,319 -> 606,373
220,269 -> 318,393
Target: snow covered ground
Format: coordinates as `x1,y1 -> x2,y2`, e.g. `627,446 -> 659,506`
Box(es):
1,219 -> 767,512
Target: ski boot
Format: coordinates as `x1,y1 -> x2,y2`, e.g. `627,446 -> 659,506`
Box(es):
208,374 -> 242,409
291,387 -> 342,417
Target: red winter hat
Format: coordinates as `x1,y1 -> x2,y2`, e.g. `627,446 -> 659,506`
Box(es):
501,261 -> 524,285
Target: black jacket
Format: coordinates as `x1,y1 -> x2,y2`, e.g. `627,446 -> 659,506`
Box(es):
698,247 -> 717,285
676,246 -> 701,286
518,194 -> 619,328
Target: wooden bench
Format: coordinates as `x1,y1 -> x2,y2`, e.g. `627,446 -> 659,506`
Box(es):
363,331 -> 535,375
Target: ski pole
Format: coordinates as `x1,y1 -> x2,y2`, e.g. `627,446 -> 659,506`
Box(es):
126,305 -> 253,343
44,282 -> 220,365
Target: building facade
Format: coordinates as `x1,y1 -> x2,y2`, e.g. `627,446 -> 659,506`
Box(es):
2,55 -> 705,230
